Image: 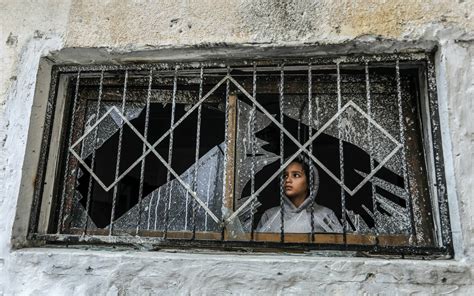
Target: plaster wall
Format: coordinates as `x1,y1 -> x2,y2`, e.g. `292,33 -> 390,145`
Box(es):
0,0 -> 473,295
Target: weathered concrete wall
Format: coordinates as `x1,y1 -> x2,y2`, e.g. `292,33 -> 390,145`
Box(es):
0,0 -> 473,294
64,0 -> 474,47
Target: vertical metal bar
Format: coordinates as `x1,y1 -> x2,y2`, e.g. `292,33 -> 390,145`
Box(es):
191,67 -> 204,240
57,70 -> 81,234
221,66 -> 230,240
336,62 -> 347,244
135,69 -> 153,236
365,62 -> 378,243
164,66 -> 178,238
83,70 -> 104,235
396,60 -> 417,244
109,70 -> 128,235
308,62 -> 316,242
250,62 -> 257,240
279,64 -> 285,243
314,63 -> 321,240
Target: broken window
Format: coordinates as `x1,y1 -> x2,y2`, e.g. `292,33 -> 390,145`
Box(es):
30,54 -> 452,256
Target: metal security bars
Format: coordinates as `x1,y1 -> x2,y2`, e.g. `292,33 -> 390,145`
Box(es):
29,53 -> 452,257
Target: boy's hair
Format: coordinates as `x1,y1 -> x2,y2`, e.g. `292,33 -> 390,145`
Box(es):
288,157 -> 310,180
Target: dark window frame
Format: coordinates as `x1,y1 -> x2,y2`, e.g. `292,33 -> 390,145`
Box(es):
27,52 -> 453,258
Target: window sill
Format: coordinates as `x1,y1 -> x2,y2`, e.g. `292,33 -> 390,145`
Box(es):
29,232 -> 450,259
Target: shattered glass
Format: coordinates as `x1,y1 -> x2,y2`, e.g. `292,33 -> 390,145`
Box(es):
67,65 -> 431,244
114,143 -> 224,232
234,100 -> 279,231
80,101 -> 145,160
231,72 -> 416,236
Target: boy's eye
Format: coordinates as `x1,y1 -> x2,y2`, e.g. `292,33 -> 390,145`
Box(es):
294,173 -> 301,178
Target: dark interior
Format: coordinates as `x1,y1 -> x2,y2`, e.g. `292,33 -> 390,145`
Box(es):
72,67 -> 414,231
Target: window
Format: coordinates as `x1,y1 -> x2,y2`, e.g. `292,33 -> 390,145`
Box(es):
29,53 -> 452,256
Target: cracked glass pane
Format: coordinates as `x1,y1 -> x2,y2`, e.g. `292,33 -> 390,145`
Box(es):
71,72 -> 228,233
63,63 -> 434,247
229,67 -> 426,239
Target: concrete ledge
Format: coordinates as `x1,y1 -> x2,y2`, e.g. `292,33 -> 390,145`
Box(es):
5,248 -> 473,294
48,39 -> 438,65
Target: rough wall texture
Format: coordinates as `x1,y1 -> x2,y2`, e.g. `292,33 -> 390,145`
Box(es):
65,0 -> 474,46
0,0 -> 473,295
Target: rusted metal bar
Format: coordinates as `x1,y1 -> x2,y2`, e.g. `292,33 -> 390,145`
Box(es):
136,69 -> 154,235
192,67 -> 204,240
84,69 -> 104,235
109,70 -> 128,235
365,62 -> 379,244
164,67 -> 178,238
308,62 -> 316,242
336,62 -> 347,245
279,64 -> 285,243
250,63 -> 257,241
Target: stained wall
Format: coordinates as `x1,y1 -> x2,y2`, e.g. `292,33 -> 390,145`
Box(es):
0,0 -> 473,294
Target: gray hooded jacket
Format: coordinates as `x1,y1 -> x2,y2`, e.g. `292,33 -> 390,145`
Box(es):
256,158 -> 343,233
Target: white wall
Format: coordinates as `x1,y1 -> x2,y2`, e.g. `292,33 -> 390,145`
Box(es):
0,1 -> 473,294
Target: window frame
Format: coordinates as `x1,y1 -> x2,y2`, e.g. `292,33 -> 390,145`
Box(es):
27,52 -> 453,258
